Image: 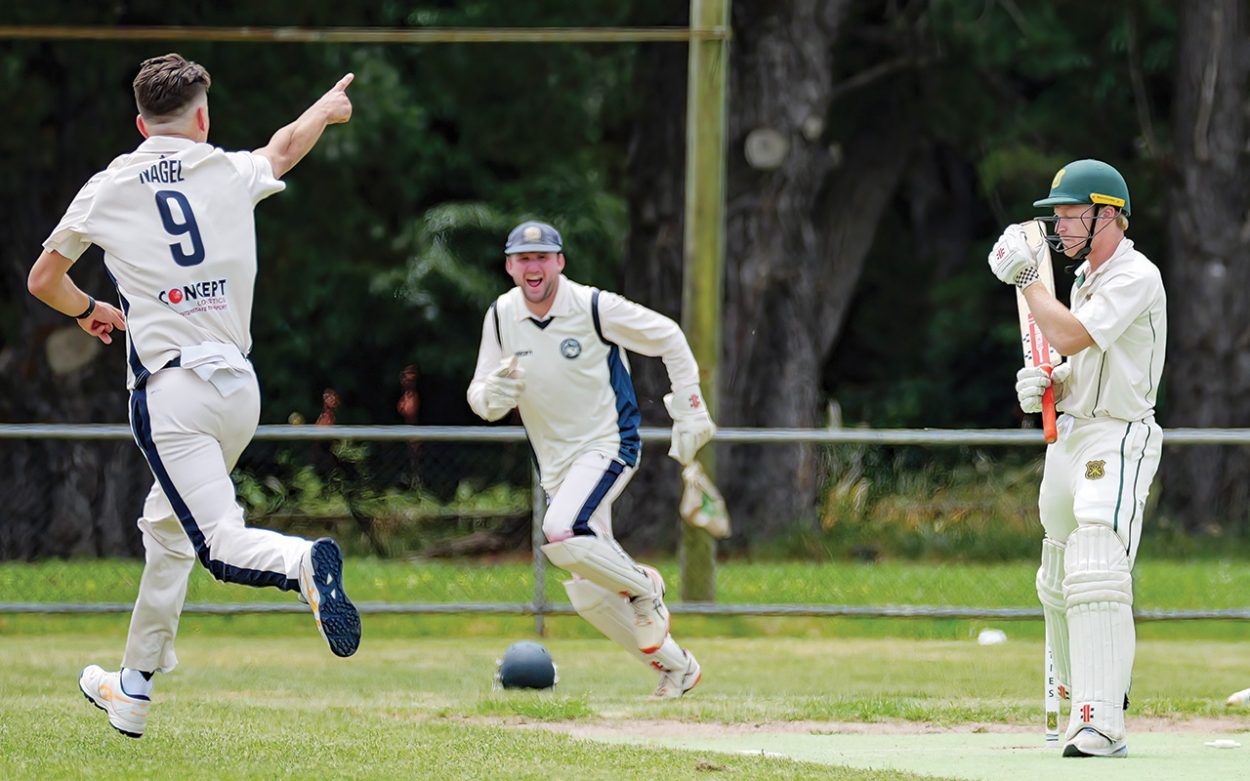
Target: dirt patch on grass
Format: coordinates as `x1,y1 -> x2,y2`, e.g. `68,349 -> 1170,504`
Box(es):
516,716 -> 1250,741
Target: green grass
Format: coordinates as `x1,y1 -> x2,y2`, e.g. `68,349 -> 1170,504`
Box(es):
6,557 -> 1250,643
3,559 -> 1250,778
2,559 -> 1250,774
0,634 -> 976,781
5,633 -> 1249,780
8,556 -> 1250,609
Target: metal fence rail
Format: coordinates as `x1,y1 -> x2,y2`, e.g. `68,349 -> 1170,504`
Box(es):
6,423 -> 1250,444
5,601 -> 1249,621
4,424 -> 1250,623
0,25 -> 732,45
5,423 -> 1250,445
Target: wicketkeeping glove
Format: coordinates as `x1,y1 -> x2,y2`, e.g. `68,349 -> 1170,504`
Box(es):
988,224 -> 1040,288
484,355 -> 526,412
663,385 -> 716,466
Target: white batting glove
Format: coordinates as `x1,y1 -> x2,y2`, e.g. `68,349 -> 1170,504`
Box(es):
663,385 -> 717,466
1016,363 -> 1071,413
1015,366 -> 1052,414
988,224 -> 1040,288
484,356 -> 526,412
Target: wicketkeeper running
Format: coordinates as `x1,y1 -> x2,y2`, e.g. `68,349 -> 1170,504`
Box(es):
468,220 -> 712,698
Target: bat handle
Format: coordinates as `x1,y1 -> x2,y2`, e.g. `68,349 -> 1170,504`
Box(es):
1041,366 -> 1057,443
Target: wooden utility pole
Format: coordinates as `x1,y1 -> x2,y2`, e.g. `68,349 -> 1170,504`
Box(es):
680,0 -> 730,601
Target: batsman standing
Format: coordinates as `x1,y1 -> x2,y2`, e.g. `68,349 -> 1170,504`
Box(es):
27,54 -> 362,738
988,160 -> 1166,757
468,221 -> 712,697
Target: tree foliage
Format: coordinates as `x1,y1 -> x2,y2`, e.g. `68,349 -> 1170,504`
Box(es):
3,1 -> 1245,554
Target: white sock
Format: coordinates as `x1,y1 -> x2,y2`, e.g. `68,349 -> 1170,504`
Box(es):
120,667 -> 153,697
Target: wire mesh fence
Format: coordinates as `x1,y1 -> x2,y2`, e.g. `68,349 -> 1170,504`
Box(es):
3,425 -> 1250,622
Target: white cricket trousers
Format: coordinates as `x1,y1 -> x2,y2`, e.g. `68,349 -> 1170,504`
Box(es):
1039,415 -> 1162,557
123,366 -> 310,673
541,450 -> 635,542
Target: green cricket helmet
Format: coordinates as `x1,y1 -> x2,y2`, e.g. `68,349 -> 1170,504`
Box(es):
1034,159 -> 1131,216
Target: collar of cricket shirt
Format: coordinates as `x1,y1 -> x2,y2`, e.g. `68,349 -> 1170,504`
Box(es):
1080,237 -> 1136,288
135,135 -> 199,154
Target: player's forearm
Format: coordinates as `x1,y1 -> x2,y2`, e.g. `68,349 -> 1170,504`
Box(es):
28,253 -> 91,317
1022,284 -> 1095,356
260,104 -> 333,179
640,332 -> 701,392
29,275 -> 91,317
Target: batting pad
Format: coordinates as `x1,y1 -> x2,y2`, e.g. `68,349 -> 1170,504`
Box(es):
564,578 -> 686,672
1063,525 -> 1134,741
1035,537 -> 1070,690
541,536 -> 655,597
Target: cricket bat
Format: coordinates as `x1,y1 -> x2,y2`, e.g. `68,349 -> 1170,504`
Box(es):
1044,639 -> 1060,742
1016,220 -> 1061,444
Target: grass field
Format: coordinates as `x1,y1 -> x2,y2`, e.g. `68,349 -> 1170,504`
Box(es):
3,559 -> 1249,779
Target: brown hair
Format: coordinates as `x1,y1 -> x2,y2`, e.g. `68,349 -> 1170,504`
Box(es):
132,53 -> 211,120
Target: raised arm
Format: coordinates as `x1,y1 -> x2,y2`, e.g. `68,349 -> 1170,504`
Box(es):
254,73 -> 354,179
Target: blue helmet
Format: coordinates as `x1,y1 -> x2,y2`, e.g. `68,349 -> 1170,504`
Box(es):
495,641 -> 558,690
504,221 -> 563,254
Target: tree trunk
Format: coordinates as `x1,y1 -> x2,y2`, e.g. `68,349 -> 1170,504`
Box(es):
1163,0 -> 1250,533
616,30 -> 691,552
724,0 -> 921,537
621,0 -> 922,545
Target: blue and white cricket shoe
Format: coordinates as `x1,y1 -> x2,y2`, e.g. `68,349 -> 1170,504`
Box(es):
78,665 -> 149,738
299,538 -> 361,657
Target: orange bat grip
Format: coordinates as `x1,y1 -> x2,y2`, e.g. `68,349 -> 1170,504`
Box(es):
1041,366 -> 1057,443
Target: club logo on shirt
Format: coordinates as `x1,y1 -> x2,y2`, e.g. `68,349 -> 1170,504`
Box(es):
159,278 -> 230,314
1084,460 -> 1106,480
560,338 -> 581,359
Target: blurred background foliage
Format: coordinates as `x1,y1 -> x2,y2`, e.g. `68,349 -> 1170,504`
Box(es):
5,0 -> 1247,559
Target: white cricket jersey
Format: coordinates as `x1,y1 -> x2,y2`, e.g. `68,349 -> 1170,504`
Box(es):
468,276 -> 700,489
43,136 -> 284,389
1058,237 -> 1166,422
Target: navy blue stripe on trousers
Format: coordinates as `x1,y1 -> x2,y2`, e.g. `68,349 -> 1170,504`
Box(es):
130,385 -> 297,591
572,460 -> 625,536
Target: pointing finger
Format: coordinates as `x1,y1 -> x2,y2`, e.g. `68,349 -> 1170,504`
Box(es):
334,73 -> 355,92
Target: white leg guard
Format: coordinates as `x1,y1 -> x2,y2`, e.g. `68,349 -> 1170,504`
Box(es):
1063,525 -> 1134,743
542,535 -> 655,597
1035,537 -> 1071,691
563,578 -> 687,673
